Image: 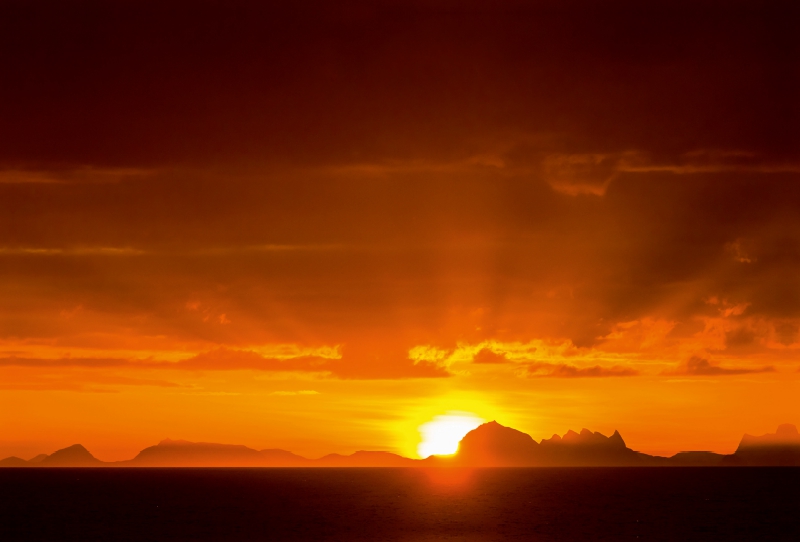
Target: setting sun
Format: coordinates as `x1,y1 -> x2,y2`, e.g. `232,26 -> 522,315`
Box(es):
417,412 -> 485,458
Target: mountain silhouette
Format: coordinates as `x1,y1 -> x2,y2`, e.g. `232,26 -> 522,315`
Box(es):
723,424 -> 800,466
443,421 -> 651,466
447,421 -> 539,466
2,422 -> 798,467
39,444 -> 102,467
0,456 -> 28,467
121,439 -> 309,467
538,428 -> 648,466
120,439 -> 416,467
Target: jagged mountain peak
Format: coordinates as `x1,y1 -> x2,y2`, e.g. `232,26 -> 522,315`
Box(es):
539,428 -> 625,448
609,430 -> 626,447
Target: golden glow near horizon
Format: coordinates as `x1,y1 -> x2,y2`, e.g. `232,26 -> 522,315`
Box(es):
417,412 -> 485,458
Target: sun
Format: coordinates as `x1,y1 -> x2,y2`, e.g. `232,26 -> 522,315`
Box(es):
417,411 -> 485,458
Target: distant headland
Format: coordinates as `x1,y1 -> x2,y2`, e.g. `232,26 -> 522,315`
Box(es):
2,423 -> 799,468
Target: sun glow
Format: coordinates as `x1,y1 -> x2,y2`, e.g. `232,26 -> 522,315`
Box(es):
417,411 -> 485,458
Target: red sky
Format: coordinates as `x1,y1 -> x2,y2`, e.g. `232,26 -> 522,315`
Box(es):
1,0 -> 799,461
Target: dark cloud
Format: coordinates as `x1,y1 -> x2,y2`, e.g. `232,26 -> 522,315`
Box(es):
725,327 -> 757,349
774,322 -> 799,346
666,356 -> 775,376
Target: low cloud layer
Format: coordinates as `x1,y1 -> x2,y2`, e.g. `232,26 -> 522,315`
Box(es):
665,357 -> 775,377
523,363 -> 639,379
0,346 -> 451,380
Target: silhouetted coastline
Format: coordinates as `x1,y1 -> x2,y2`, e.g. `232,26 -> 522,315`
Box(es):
3,422 -> 799,468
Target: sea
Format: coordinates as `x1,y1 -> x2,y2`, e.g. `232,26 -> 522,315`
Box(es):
1,468 -> 798,541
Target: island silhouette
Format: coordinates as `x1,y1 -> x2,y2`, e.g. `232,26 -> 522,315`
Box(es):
2,422 -> 798,467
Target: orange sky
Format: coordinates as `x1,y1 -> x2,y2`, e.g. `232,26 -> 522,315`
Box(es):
1,1 -> 799,461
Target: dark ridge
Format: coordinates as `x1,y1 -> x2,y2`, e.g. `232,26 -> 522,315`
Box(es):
40,444 -> 102,467
2,423 -> 799,467
121,439 -> 308,467
0,457 -> 28,467
724,424 -> 800,466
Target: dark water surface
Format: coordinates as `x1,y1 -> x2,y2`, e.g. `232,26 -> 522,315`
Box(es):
1,468 -> 798,541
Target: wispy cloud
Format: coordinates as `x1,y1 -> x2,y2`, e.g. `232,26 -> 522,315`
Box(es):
0,167 -> 154,184
542,153 -> 618,196
522,362 -> 639,378
0,344 -> 451,380
664,356 -> 775,376
0,247 -> 145,256
0,357 -> 129,368
542,150 -> 800,197
618,150 -> 800,175
0,373 -> 182,393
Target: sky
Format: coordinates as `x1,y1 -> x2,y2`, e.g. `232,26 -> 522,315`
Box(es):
1,0 -> 799,461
